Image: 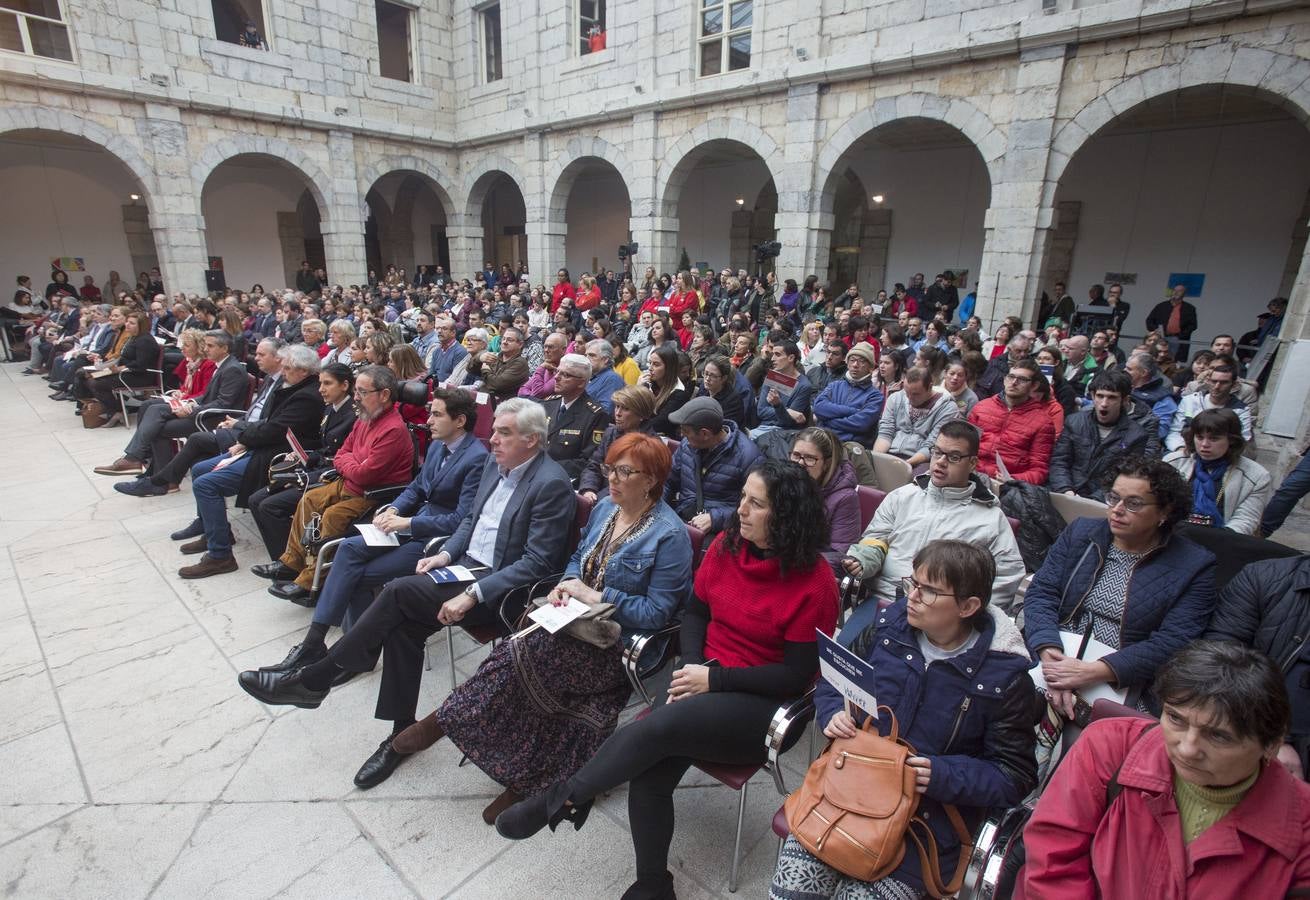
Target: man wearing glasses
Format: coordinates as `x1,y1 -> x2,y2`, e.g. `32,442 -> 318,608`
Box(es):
540,354 -> 610,482
969,357 -> 1057,485
842,420 -> 1025,610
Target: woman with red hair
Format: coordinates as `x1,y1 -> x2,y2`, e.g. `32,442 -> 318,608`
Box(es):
391,432 -> 693,823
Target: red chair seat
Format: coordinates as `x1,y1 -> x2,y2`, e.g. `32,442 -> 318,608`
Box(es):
463,623 -> 503,645
772,804 -> 789,839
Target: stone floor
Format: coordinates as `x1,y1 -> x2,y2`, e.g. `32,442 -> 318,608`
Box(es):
3,359 -> 1309,899
0,360 -> 823,899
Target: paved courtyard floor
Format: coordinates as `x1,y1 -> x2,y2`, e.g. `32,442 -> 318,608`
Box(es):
0,360 -> 825,899
3,359 -> 1308,899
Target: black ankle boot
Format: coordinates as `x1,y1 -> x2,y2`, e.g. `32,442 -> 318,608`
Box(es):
619,871 -> 676,900
495,779 -> 591,839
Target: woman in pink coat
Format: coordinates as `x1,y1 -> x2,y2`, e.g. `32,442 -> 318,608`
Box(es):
1019,640 -> 1310,899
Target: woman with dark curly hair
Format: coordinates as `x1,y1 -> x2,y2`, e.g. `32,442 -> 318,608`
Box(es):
495,460 -> 840,899
1022,456 -> 1217,718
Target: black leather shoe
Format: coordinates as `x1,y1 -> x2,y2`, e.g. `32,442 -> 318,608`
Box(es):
251,561 -> 298,581
237,668 -> 328,709
268,582 -> 316,607
619,872 -> 677,900
257,641 -> 327,674
495,781 -> 590,839
170,519 -> 204,541
353,738 -> 411,789
114,479 -> 169,498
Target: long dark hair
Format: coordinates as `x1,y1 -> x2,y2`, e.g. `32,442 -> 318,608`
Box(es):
720,459 -> 828,575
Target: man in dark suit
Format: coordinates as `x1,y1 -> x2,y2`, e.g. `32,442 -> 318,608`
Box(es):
248,386 -> 487,662
170,343 -> 326,578
239,397 -> 576,789
279,298 -> 305,344
540,353 -> 609,482
245,297 -> 278,342
1145,283 -> 1199,362
92,330 -> 252,478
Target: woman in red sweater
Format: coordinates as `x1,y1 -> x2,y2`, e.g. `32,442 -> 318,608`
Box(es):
575,274 -> 602,312
496,459 -> 840,899
550,267 -> 576,313
173,328 -> 217,399
667,271 -> 700,321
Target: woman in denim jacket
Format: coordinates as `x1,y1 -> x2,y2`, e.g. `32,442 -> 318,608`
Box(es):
392,432 -> 692,825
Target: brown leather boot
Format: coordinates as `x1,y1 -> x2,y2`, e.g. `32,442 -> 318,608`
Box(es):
482,787 -> 524,826
391,712 -> 445,755
178,554 -> 239,579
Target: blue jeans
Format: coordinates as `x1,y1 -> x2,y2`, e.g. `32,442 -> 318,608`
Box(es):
1261,452 -> 1310,537
191,454 -> 250,558
312,535 -> 425,628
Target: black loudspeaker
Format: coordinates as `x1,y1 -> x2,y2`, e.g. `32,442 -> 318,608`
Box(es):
205,269 -> 227,292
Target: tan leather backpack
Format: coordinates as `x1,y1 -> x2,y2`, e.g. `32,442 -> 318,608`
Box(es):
784,706 -> 974,897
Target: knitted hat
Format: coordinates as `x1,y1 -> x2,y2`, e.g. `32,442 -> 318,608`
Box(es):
846,343 -> 878,366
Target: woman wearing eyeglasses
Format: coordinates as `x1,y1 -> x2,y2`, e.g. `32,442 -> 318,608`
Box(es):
790,427 -> 861,575
390,433 -> 692,825
1022,456 -> 1217,719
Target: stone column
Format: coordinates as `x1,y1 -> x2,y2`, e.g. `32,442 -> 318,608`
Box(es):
729,209 -> 754,273
856,209 -> 893,297
1263,217 -> 1310,468
776,84 -> 825,280
321,130 -> 367,286
627,111 -> 679,277
445,225 -> 483,282
136,104 -> 207,296
1034,200 -> 1082,303
526,220 -> 567,279
974,45 -> 1069,330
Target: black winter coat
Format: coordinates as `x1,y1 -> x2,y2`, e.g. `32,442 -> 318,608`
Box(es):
232,375 -> 326,507
1048,408 -> 1157,500
1205,554 -> 1310,672
998,481 -> 1067,572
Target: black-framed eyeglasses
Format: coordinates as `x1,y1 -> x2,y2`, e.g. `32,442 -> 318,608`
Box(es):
928,447 -> 974,465
902,576 -> 954,607
1104,491 -> 1158,514
601,464 -> 644,481
1003,373 -> 1034,385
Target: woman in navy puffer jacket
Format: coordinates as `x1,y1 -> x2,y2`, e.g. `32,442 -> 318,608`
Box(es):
1022,456 -> 1216,716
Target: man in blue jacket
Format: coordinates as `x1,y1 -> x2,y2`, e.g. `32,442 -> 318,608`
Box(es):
812,342 -> 884,443
247,387 -> 487,674
1125,351 -> 1178,444
664,397 -> 762,532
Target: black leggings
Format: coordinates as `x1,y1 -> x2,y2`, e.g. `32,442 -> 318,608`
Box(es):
566,690 -> 782,880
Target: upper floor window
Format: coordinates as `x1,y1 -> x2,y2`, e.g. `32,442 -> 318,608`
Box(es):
376,0 -> 414,82
480,2 -> 502,83
0,0 -> 72,61
698,0 -> 750,77
211,0 -> 269,50
577,0 -> 605,56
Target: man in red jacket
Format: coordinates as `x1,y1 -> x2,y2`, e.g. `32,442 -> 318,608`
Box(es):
266,365 -> 414,603
967,357 -> 1056,484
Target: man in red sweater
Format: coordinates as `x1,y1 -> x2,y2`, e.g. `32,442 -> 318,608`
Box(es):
267,365 -> 415,603
968,357 -> 1056,485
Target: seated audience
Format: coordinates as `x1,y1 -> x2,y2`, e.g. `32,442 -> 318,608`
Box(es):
640,343 -> 692,439
1166,354 -> 1254,452
246,363 -> 357,563
1024,457 -> 1217,719
1165,408 -> 1272,535
969,357 -> 1057,485
517,331 -> 568,399
942,356 -> 979,416
578,385 -> 658,503
805,340 -> 847,395
752,339 -> 814,437
253,387 -> 487,672
790,427 -> 861,574
172,344 -> 326,578
258,366 -> 415,603
774,540 -> 1038,900
466,326 -> 530,401
812,342 -> 884,444
976,332 -> 1033,399
83,309 -> 159,426
238,399 -> 575,789
696,354 -> 746,430
541,353 -> 611,480
1126,350 -> 1179,444
874,366 -> 959,469
170,328 -> 217,401
1049,369 -> 1157,501
494,461 -> 839,900
844,420 -> 1025,610
665,397 -> 762,533
1206,555 -> 1310,776
1019,641 -> 1310,899
583,338 -> 625,413
391,433 -> 692,823
428,316 -> 468,384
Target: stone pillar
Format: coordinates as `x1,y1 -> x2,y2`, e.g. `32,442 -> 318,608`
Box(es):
729,209 -> 754,273
1278,189 -> 1310,297
1034,200 -> 1082,303
121,204 -> 160,280
276,212 -> 306,288
136,104 -> 207,296
975,45 -> 1069,330
776,83 -> 825,280
527,219 -> 567,280
1263,217 -> 1310,468
445,225 -> 482,282
321,131 -> 367,286
625,111 -> 679,277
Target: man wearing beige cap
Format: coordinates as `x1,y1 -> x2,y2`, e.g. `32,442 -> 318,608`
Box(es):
812,341 -> 884,443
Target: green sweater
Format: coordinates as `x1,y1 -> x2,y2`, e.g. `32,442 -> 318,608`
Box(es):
1172,769 -> 1258,844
